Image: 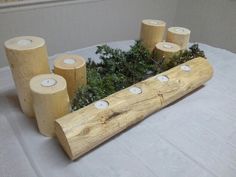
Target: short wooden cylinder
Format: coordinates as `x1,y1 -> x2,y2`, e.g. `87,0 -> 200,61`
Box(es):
166,27 -> 191,50
140,19 -> 166,52
154,42 -> 181,61
53,54 -> 87,100
30,74 -> 70,137
4,36 -> 50,118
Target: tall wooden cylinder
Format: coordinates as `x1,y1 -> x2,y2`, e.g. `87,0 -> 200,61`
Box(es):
154,42 -> 181,61
55,57 -> 213,160
140,19 -> 166,52
53,54 -> 87,100
166,27 -> 191,50
4,36 -> 50,118
30,74 -> 70,137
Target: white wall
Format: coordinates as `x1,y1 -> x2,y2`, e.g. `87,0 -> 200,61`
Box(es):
0,0 -> 178,67
175,0 -> 236,52
1,0 -> 235,68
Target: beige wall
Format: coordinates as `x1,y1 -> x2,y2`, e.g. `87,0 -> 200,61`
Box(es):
175,0 -> 236,52
0,0 -> 178,67
1,0 -> 235,68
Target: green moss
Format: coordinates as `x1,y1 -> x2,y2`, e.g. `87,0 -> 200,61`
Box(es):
72,41 -> 205,111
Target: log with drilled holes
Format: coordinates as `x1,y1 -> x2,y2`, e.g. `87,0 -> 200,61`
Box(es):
55,57 -> 213,160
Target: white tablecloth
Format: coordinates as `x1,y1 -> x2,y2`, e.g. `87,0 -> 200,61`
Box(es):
0,40 -> 236,177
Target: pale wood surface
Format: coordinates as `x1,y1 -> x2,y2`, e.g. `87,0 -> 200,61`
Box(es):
154,42 -> 180,61
0,40 -> 236,177
56,57 -> 213,160
4,36 -> 50,118
140,19 -> 166,52
166,27 -> 191,50
53,54 -> 87,100
30,74 -> 70,137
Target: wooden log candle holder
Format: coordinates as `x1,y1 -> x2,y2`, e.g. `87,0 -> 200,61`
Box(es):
30,74 -> 70,137
4,36 -> 50,117
140,19 -> 166,52
166,27 -> 191,50
55,57 -> 213,160
154,42 -> 181,61
53,54 -> 87,100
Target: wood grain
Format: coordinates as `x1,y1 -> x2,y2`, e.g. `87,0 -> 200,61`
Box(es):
30,74 -> 70,137
154,42 -> 181,62
55,57 -> 213,160
4,36 -> 50,118
140,19 -> 166,52
53,54 -> 87,100
166,27 -> 191,50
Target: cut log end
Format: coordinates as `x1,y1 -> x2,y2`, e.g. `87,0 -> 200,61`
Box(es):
55,121 -> 74,160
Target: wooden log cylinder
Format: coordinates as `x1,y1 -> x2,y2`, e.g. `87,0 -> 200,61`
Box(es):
53,54 -> 87,100
30,74 -> 70,137
55,57 -> 213,160
4,36 -> 50,118
154,42 -> 181,61
166,27 -> 191,50
140,19 -> 166,52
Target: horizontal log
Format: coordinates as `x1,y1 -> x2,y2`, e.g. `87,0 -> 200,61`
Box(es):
55,57 -> 213,160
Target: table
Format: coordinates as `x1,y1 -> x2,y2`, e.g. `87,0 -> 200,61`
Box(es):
1,40 -> 236,177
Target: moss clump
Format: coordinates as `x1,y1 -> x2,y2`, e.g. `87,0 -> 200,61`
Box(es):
72,41 -> 205,111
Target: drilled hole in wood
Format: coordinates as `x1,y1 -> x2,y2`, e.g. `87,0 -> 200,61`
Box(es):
129,86 -> 142,95
157,75 -> 169,82
95,100 -> 109,109
181,65 -> 191,72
